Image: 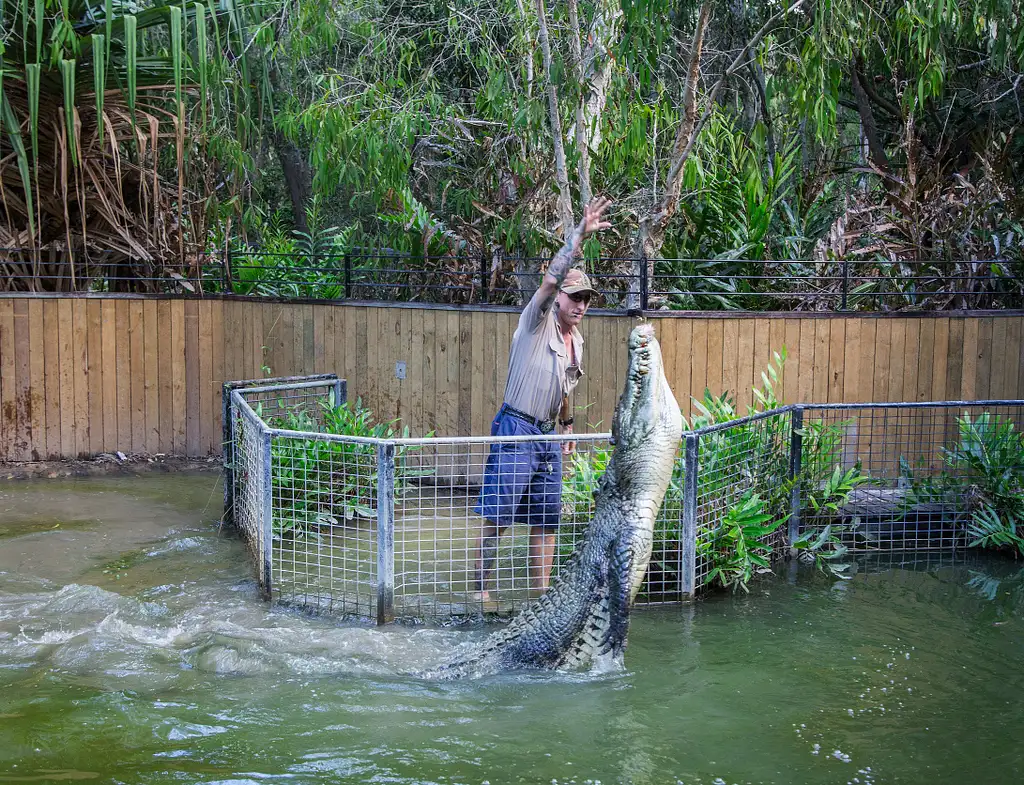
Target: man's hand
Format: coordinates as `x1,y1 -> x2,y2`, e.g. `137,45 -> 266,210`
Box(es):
561,426 -> 576,456
581,196 -> 613,238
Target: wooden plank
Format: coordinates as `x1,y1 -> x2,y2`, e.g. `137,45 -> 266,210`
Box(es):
57,300 -> 75,458
887,319 -> 906,402
705,320 -> 724,398
128,301 -> 146,453
72,300 -> 90,457
87,300 -> 105,455
210,301 -> 225,453
752,318 -> 771,404
496,312 -> 512,413
797,319 -> 815,404
989,316 -> 1008,398
659,319 -> 677,408
768,319 -> 786,401
458,310 -> 473,437
199,301 -> 215,454
0,300 -> 12,460
945,318 -> 965,401
101,301 -> 118,452
827,318 -> 845,403
384,308 -> 402,422
250,301 -> 264,380
931,317 -> 949,402
421,309 -> 436,435
689,319 -> 708,416
736,319 -> 755,412
901,319 -> 920,403
115,301 -> 132,452
842,319 -> 861,404
27,300 -> 46,460
314,304 -> 327,374
721,319 -> 739,406
784,319 -> 801,404
872,319 -> 892,403
673,319 -> 693,420
12,300 -> 30,460
471,310 -> 488,435
184,299 -> 201,456
361,307 -> 378,413
1003,317 -> 1022,400
916,318 -> 935,402
961,318 -> 979,400
812,318 -> 830,403
171,300 -> 187,454
976,316 -> 993,399
144,300 -> 160,453
42,301 -> 61,459
857,318 -> 876,404
445,312 -> 460,437
406,307 -> 423,433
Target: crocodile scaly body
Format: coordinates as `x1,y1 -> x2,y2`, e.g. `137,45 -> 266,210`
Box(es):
429,323 -> 682,678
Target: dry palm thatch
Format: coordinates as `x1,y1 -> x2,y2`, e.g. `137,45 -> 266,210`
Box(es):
0,0 -> 247,292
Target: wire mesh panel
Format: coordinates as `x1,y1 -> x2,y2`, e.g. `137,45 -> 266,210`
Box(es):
237,379 -> 343,430
230,393 -> 271,593
797,402 -> 1024,551
266,431 -> 380,616
691,410 -> 794,591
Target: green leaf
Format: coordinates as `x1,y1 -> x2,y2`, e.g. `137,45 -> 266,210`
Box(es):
170,5 -> 183,122
59,58 -> 77,166
1,88 -> 36,238
195,3 -> 208,129
92,35 -> 105,147
25,63 -> 40,164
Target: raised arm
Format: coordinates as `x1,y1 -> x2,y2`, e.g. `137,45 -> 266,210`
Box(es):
533,197 -> 613,312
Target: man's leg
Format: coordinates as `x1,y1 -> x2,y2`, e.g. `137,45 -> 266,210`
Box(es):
473,519 -> 505,601
528,527 -> 557,591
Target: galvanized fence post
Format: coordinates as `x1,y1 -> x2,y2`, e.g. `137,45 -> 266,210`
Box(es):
639,253 -> 649,311
680,433 -> 700,599
788,406 -> 804,552
376,442 -> 396,625
333,378 -> 347,409
222,384 -> 235,525
261,427 -> 274,601
479,248 -> 489,304
343,252 -> 352,299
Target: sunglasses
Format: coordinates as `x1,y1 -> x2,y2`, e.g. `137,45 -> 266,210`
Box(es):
567,291 -> 592,304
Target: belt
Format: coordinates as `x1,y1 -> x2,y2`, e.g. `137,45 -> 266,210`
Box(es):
499,403 -> 556,434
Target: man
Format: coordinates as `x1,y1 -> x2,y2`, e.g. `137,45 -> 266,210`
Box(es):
473,196 -> 613,601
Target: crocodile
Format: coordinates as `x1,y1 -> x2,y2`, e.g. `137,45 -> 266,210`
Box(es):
428,322 -> 682,679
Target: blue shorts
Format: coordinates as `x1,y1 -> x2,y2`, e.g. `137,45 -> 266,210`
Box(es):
474,410 -> 563,529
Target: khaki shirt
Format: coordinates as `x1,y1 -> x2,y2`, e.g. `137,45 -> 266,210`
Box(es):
502,293 -> 585,422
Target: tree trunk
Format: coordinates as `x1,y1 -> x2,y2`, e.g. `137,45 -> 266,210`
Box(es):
273,134 -> 312,236
534,0 -> 574,239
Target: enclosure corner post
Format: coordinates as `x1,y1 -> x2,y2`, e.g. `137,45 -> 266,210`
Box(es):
840,258 -> 849,311
788,406 -> 804,553
376,442 -> 396,625
333,378 -> 347,408
222,384 -> 235,526
680,433 -> 700,599
479,247 -> 489,304
639,252 -> 650,312
343,252 -> 352,299
261,427 -> 274,601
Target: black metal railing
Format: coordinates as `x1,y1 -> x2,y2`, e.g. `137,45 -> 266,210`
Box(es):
2,248 -> 1021,312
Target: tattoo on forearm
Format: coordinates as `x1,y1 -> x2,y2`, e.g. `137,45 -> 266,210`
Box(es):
548,220 -> 585,285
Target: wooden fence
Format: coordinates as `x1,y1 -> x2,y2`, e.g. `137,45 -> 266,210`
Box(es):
1,296 -> 1022,461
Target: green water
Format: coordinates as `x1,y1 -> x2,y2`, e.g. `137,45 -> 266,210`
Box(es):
1,475 -> 1022,784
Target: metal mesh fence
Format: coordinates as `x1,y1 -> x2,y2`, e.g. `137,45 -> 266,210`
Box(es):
690,410 -> 794,590
226,376 -> 1024,621
796,402 -> 1024,552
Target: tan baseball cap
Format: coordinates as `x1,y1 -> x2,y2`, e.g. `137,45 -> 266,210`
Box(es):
561,268 -> 598,297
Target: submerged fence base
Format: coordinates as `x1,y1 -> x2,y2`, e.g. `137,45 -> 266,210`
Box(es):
224,375 -> 1024,624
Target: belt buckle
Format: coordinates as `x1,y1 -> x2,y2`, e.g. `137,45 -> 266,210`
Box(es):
540,420 -> 555,434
